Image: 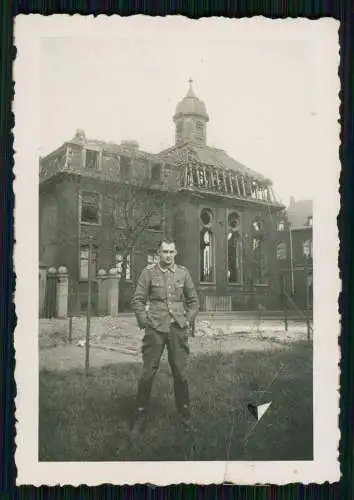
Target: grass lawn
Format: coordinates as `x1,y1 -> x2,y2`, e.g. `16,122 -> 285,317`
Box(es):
39,341 -> 313,461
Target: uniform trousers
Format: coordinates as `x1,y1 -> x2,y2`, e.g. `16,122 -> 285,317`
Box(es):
136,323 -> 190,413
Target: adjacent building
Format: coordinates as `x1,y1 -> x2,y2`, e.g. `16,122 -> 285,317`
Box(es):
275,198 -> 313,311
40,81 -> 291,315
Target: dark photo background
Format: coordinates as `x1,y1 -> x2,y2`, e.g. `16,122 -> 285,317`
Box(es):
1,1 -> 353,498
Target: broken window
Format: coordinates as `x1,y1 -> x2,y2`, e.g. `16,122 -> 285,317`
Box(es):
200,229 -> 214,282
80,191 -> 101,224
120,156 -> 131,180
79,244 -> 98,280
251,218 -> 267,284
227,211 -> 242,283
200,208 -> 214,282
85,149 -> 99,169
115,250 -> 132,280
200,207 -> 213,227
252,220 -> 262,232
276,242 -> 287,260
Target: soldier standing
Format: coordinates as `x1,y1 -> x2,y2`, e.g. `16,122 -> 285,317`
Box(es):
131,239 -> 199,432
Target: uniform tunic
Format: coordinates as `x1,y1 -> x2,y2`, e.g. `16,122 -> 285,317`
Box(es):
131,262 -> 199,333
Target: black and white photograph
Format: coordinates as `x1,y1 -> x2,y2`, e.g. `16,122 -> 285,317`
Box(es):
14,15 -> 340,485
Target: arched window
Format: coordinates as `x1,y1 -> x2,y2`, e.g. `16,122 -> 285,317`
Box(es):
200,229 -> 213,282
200,208 -> 214,282
251,219 -> 267,284
227,211 -> 242,284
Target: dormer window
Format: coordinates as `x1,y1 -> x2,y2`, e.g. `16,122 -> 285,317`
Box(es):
120,156 -> 131,180
85,149 -> 99,169
151,163 -> 162,183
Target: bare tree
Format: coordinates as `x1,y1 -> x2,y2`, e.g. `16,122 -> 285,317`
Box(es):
102,177 -> 173,286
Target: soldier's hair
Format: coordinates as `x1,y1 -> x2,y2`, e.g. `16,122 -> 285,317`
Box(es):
157,238 -> 176,249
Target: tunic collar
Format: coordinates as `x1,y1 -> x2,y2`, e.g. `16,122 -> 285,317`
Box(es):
158,262 -> 176,273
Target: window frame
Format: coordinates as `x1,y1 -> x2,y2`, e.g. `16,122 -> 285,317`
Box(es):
199,206 -> 215,285
227,210 -> 243,285
84,148 -> 101,170
79,190 -> 102,226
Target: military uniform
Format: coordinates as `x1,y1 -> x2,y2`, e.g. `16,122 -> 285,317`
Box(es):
131,261 -> 199,415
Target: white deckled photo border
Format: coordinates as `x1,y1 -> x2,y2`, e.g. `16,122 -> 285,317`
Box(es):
13,14 -> 341,485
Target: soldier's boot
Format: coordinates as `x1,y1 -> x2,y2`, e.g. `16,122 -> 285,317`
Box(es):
130,379 -> 152,435
174,380 -> 192,431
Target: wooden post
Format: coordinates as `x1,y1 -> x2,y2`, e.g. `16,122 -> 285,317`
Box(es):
85,238 -> 93,375
281,275 -> 288,331
68,315 -> 73,343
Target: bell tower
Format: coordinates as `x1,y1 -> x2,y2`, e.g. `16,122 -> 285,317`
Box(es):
173,79 -> 209,146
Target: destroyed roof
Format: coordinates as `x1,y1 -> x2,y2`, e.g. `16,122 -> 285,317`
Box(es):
72,138 -> 162,163
159,142 -> 271,183
287,198 -> 313,229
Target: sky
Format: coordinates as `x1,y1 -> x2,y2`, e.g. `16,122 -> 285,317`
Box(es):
39,17 -> 337,205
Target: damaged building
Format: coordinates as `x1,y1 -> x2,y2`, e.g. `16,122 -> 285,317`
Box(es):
39,80 -> 296,315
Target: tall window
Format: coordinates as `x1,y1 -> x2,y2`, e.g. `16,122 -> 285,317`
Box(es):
115,249 -> 132,280
85,149 -> 99,169
252,219 -> 267,284
80,244 -> 98,280
200,208 -> 214,282
277,220 -> 285,231
80,191 -> 101,224
227,211 -> 242,284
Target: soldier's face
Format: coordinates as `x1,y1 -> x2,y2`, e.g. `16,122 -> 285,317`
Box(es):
158,243 -> 177,266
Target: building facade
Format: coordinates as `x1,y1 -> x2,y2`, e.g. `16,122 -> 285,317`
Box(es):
39,81 -> 289,314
